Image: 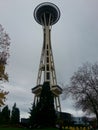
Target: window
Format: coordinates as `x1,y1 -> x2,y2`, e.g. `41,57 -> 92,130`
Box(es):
47,57 -> 49,62
47,51 -> 49,55
47,64 -> 49,70
46,72 -> 50,80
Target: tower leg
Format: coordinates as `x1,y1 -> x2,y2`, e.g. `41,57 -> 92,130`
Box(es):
54,96 -> 61,112
34,95 -> 40,106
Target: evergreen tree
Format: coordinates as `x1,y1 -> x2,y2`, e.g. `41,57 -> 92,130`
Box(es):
0,108 -> 2,125
30,82 -> 56,128
29,102 -> 40,127
11,103 -> 20,124
39,82 -> 56,127
1,105 -> 10,124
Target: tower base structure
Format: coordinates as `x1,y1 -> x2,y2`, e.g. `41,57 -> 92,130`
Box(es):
32,82 -> 62,112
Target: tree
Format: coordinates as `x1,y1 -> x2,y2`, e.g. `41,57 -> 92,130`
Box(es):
0,90 -> 8,107
39,82 -> 56,127
63,62 -> 98,126
0,24 -> 10,107
0,24 -> 10,81
11,103 -> 20,124
1,105 -> 10,124
29,82 -> 56,128
29,101 -> 40,127
0,108 -> 2,124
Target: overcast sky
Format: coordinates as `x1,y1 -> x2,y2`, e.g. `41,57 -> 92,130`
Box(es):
0,0 -> 98,118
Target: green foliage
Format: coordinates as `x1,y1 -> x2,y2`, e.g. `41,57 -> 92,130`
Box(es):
0,105 -> 10,124
0,128 -> 29,130
10,103 -> 20,124
29,82 -> 57,128
0,103 -> 20,126
0,128 -> 58,130
1,105 -> 10,124
39,82 -> 56,127
0,103 -> 20,125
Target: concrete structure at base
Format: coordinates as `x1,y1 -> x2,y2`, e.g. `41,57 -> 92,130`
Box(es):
32,2 -> 62,112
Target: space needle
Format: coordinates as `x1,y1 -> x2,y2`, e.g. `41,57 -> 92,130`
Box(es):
32,2 -> 62,112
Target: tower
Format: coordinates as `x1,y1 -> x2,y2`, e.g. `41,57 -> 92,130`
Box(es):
32,2 -> 62,112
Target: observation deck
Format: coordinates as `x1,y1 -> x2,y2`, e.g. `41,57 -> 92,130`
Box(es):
32,84 -> 62,96
34,2 -> 60,26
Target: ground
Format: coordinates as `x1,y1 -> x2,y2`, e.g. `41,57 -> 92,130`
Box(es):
0,127 -> 58,130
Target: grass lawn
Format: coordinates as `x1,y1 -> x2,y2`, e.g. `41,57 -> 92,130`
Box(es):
0,128 -> 58,130
0,128 -> 28,130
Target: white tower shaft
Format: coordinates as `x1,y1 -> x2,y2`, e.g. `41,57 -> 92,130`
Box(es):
37,26 -> 57,86
32,2 -> 62,112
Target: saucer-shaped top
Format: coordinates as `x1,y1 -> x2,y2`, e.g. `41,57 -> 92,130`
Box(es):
34,2 -> 60,25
